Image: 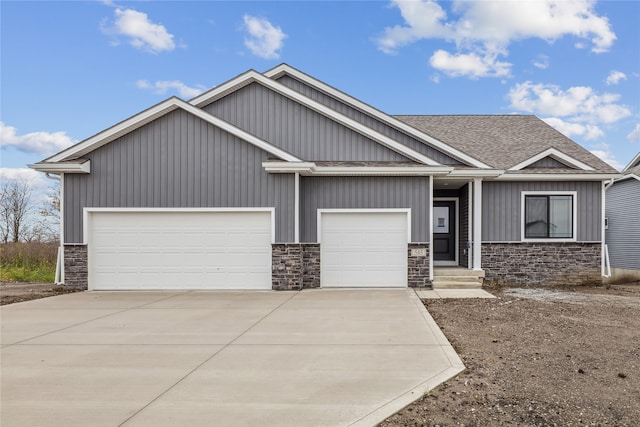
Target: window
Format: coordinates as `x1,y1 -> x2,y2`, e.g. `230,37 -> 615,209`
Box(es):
523,193 -> 576,240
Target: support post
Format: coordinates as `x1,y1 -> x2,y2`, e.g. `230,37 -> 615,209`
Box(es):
472,178 -> 482,270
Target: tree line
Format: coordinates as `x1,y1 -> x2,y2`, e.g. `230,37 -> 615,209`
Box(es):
0,178 -> 60,244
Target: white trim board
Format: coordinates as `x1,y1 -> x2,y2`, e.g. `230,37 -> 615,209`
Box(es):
509,148 -> 595,171
520,191 -> 578,243
623,152 -> 640,172
263,64 -> 491,169
45,98 -> 301,164
190,70 -> 440,165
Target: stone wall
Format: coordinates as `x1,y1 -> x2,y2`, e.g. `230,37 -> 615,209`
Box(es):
271,244 -> 303,290
408,243 -> 431,288
272,243 -> 321,290
482,242 -> 601,287
64,245 -> 88,290
301,243 -> 320,288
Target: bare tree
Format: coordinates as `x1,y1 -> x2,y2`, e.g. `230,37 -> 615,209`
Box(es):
0,179 -> 34,243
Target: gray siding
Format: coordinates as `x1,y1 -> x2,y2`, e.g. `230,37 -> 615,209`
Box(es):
459,184 -> 469,268
64,109 -> 294,243
300,176 -> 430,242
605,178 -> 640,269
204,83 -> 407,162
276,75 -> 462,165
482,181 -> 601,242
527,157 -> 570,168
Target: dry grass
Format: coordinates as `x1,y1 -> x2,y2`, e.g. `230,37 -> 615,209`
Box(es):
0,242 -> 58,283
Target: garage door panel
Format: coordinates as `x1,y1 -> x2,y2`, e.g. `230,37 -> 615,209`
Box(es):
321,212 -> 408,288
88,211 -> 272,290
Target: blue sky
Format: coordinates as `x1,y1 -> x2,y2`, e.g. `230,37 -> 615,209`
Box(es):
2,0 -> 639,195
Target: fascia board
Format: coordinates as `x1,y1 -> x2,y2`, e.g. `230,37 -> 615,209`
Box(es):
448,169 -> 505,177
191,69 -> 441,165
497,173 -> 621,181
264,64 -> 491,169
509,148 -> 595,171
623,152 -> 640,172
28,160 -> 90,174
262,161 -> 452,176
46,97 -> 301,164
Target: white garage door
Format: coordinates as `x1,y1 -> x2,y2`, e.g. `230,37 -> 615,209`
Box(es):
320,211 -> 408,288
87,210 -> 273,290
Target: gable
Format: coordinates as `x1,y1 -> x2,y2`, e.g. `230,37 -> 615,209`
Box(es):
202,82 -> 413,163
524,156 -> 576,169
272,73 -> 463,166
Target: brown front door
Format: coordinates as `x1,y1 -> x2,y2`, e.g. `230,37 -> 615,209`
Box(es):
433,201 -> 456,262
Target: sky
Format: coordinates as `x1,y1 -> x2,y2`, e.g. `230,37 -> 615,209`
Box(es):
2,0 -> 639,199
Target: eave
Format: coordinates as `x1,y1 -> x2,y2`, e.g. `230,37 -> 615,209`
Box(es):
28,160 -> 90,174
262,161 -> 453,176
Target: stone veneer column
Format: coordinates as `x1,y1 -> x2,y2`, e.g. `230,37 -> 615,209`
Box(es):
271,244 -> 303,290
408,243 -> 430,288
63,245 -> 88,290
301,243 -> 320,288
482,242 -> 601,287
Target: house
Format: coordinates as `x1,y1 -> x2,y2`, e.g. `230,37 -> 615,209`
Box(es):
605,152 -> 640,282
29,64 -> 619,291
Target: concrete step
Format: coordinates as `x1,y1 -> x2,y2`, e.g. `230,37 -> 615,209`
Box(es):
433,268 -> 485,278
432,280 -> 483,289
433,276 -> 480,283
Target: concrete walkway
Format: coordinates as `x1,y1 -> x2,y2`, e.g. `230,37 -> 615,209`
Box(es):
1,289 -> 463,427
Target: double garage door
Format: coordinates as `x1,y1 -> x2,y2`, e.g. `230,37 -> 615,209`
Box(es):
87,210 -> 273,290
86,209 -> 409,290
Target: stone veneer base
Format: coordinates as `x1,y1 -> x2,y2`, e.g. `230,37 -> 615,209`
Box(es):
63,245 -> 88,290
482,242 -> 602,287
408,243 -> 431,288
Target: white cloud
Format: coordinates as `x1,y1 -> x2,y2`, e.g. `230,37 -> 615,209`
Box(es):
102,8 -> 176,53
542,117 -> 604,140
136,80 -> 206,99
429,49 -> 511,78
589,143 -> 625,171
508,81 -> 632,124
605,70 -> 627,86
242,15 -> 286,59
376,0 -> 616,78
532,54 -> 550,70
0,122 -> 75,156
627,124 -> 640,142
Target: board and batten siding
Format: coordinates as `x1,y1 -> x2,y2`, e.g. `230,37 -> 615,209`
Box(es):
299,176 -> 430,243
205,82 -> 422,163
482,181 -> 602,242
605,178 -> 640,270
275,75 -> 463,166
64,109 -> 295,243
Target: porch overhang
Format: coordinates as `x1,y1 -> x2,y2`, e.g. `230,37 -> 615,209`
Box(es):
263,161 -> 453,176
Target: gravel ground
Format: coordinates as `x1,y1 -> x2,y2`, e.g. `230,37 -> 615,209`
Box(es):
0,282 -> 80,305
381,283 -> 640,427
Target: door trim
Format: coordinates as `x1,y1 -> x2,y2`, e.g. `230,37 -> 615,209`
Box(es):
433,198 -> 459,266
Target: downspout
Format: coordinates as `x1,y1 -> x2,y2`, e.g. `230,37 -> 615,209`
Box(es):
602,179 -> 613,278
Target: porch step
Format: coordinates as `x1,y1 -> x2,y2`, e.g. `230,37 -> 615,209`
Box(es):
432,267 -> 484,289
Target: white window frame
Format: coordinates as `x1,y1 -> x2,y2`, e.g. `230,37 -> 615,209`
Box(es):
521,191 -> 577,242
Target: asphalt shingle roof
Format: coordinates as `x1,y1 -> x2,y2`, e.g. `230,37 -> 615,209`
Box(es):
393,115 -> 617,173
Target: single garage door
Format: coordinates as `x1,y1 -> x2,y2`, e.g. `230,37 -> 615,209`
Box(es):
87,209 -> 273,290
320,211 -> 408,287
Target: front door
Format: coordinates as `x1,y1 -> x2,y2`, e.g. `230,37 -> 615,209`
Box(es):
433,200 -> 456,263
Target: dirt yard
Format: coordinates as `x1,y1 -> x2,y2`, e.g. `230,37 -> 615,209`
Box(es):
0,282 -> 79,305
381,283 -> 640,427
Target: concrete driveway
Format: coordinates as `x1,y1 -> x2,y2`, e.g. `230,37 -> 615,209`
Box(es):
1,289 -> 463,427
